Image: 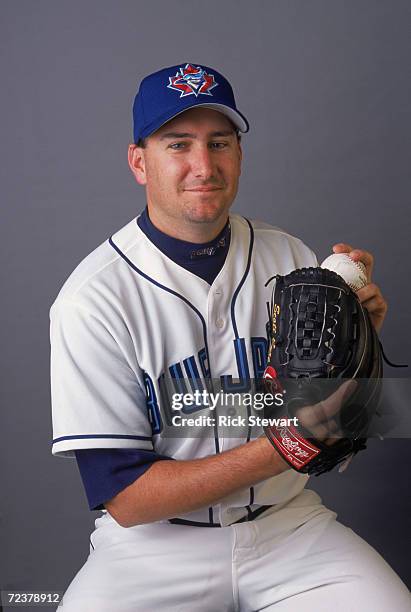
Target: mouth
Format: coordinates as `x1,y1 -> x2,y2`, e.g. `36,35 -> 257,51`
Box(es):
184,187 -> 223,193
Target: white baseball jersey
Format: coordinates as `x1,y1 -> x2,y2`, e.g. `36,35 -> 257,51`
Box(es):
50,213 -> 318,526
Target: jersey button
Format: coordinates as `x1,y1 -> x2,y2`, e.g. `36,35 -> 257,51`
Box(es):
216,318 -> 224,329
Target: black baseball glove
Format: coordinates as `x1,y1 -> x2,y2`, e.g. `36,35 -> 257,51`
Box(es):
262,266 -> 382,475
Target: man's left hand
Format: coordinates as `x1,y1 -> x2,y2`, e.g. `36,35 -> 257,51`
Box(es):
332,243 -> 387,334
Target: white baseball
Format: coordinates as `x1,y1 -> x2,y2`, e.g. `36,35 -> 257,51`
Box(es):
321,253 -> 368,291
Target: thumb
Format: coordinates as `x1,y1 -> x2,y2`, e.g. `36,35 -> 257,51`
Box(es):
321,380 -> 358,418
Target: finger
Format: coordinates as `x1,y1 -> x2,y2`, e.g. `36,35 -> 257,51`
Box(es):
359,295 -> 386,313
307,416 -> 346,446
311,418 -> 341,442
332,243 -> 354,254
306,421 -> 335,441
347,249 -> 374,280
297,380 -> 357,426
356,284 -> 387,318
323,418 -> 346,445
360,297 -> 388,323
320,380 -> 358,418
355,283 -> 381,302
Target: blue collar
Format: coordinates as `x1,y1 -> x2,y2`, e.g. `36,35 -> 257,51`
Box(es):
137,207 -> 231,284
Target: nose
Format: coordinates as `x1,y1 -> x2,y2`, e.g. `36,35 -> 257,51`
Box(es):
190,144 -> 215,180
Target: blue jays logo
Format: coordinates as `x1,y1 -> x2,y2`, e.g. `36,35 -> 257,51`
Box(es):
167,64 -> 218,98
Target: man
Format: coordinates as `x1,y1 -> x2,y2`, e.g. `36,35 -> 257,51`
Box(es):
51,63 -> 409,611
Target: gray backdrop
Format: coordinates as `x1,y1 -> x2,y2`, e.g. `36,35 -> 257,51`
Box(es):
1,0 -> 410,607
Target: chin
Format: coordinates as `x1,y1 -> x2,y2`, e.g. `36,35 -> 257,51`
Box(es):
186,208 -> 226,225
184,199 -> 231,225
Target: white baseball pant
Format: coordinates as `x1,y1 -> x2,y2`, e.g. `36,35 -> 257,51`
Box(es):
58,489 -> 411,611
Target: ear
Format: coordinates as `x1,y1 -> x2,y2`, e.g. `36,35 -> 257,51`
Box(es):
128,144 -> 147,185
237,140 -> 243,175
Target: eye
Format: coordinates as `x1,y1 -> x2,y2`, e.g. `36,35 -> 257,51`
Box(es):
209,142 -> 228,150
169,142 -> 186,150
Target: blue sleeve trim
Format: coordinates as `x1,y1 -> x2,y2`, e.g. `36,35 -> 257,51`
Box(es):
75,449 -> 173,511
53,433 -> 152,444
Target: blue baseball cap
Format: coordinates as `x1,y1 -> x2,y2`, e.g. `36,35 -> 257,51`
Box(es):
132,63 -> 249,143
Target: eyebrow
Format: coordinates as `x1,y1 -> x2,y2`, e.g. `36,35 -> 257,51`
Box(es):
159,130 -> 235,141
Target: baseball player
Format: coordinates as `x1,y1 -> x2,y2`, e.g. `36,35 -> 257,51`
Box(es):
50,63 -> 410,611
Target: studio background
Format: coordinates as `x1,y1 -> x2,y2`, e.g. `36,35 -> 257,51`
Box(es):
1,0 -> 410,606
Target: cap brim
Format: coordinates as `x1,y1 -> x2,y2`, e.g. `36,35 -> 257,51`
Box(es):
194,103 -> 249,133
141,102 -> 249,139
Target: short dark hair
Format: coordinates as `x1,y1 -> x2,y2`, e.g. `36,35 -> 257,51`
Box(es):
136,127 -> 241,149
